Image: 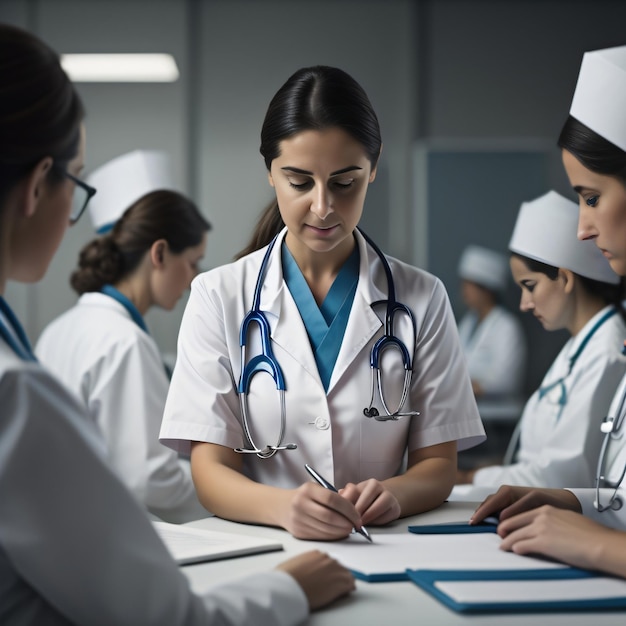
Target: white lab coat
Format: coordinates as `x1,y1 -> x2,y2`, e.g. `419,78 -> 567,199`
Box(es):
35,292 -> 207,523
0,340 -> 308,626
458,306 -> 527,396
160,228 -> 485,489
569,371 -> 626,531
473,306 -> 626,488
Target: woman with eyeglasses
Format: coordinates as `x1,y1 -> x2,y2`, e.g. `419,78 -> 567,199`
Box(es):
0,23 -> 354,624
36,154 -> 211,523
471,45 -> 626,580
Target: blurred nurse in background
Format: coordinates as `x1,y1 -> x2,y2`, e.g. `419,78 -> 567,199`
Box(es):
457,244 -> 527,401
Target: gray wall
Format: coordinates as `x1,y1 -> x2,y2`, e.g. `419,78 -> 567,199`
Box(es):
2,0 -> 626,386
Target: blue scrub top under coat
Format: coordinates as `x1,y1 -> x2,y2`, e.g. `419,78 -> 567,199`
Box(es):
281,242 -> 359,391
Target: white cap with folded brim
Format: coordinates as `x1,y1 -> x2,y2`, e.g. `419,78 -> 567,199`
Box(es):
570,45 -> 626,152
86,150 -> 173,233
458,245 -> 509,292
509,190 -> 619,284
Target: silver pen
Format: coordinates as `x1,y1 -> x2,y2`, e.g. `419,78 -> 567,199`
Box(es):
304,464 -> 373,543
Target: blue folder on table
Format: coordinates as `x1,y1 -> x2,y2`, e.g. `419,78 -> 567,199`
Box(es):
408,521 -> 498,534
407,567 -> 626,613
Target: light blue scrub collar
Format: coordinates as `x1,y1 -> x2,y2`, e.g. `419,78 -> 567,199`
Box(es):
282,242 -> 359,391
101,285 -> 149,334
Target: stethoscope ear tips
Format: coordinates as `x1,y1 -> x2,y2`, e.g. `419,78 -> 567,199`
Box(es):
363,407 -> 379,418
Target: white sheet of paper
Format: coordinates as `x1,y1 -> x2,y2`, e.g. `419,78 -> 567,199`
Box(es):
436,577 -> 626,603
153,521 -> 282,565
301,533 -> 566,576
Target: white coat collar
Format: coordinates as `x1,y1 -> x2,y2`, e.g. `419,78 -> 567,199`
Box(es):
255,228 -> 387,392
78,291 -> 136,322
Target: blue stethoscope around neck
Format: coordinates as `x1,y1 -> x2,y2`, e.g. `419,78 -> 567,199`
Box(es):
234,228 -> 418,459
0,296 -> 37,362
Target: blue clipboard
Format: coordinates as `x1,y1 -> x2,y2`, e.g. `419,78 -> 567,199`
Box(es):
406,567 -> 626,613
408,520 -> 498,534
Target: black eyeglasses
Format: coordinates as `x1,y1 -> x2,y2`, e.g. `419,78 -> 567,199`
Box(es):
63,171 -> 97,224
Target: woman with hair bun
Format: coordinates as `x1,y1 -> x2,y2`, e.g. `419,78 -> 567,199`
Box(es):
36,152 -> 212,523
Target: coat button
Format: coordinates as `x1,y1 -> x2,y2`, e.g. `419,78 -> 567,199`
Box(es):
314,416 -> 330,430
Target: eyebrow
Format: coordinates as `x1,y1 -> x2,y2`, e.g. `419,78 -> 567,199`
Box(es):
573,185 -> 597,194
280,165 -> 363,176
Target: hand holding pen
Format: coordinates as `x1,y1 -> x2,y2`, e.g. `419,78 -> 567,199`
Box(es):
305,464 -> 373,543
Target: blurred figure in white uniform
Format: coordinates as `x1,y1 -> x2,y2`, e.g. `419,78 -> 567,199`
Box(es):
457,191 -> 626,489
0,24 -> 354,624
36,150 -> 211,523
458,244 -> 527,401
471,45 -> 626,581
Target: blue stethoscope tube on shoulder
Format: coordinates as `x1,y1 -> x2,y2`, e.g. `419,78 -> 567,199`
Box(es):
595,384 -> 626,512
235,228 -> 418,459
538,307 -> 617,418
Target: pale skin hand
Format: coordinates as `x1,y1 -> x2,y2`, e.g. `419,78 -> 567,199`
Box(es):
495,506 -> 626,579
191,440 -> 456,538
276,550 -> 356,610
470,484 -> 582,525
310,441 -> 457,527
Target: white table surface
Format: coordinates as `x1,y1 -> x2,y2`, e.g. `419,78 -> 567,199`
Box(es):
182,501 -> 624,625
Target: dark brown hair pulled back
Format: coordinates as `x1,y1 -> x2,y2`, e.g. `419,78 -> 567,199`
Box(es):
71,189 -> 211,294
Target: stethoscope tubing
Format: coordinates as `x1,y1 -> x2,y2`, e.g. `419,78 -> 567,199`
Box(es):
236,229 -> 418,456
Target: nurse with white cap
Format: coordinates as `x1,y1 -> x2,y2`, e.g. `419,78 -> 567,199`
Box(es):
36,150 -> 212,523
471,46 -> 626,580
458,190 -> 626,490
457,244 -> 527,401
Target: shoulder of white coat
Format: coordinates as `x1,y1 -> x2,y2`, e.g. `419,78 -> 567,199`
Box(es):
368,248 -> 447,300
0,355 -> 105,455
190,245 -> 270,307
593,312 -> 626,358
40,297 -> 160,364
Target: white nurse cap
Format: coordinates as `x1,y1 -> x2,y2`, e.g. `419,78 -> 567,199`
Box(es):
458,245 -> 509,292
570,45 -> 626,152
86,150 -> 174,233
509,190 -> 619,284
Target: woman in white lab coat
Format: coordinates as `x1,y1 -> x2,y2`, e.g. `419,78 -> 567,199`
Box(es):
458,191 -> 626,489
457,244 -> 527,399
160,65 -> 486,540
471,45 -> 626,579
36,183 -> 211,523
0,23 -> 353,624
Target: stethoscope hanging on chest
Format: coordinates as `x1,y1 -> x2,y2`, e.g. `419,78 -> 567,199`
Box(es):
235,229 -> 418,459
0,296 -> 37,362
538,307 -> 617,418
359,229 -> 419,422
595,376 -> 626,513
